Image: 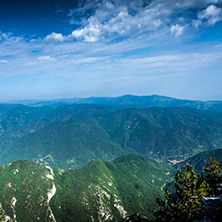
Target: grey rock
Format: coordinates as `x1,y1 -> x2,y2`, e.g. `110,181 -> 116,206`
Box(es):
198,196 -> 222,221
121,212 -> 150,222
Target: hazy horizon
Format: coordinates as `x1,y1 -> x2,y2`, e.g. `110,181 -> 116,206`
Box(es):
1,94 -> 222,103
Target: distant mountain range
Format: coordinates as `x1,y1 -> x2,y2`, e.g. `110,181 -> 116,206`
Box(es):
4,95 -> 222,112
0,104 -> 222,169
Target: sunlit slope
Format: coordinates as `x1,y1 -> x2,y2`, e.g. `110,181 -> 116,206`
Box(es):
0,155 -> 173,221
0,160 -> 56,222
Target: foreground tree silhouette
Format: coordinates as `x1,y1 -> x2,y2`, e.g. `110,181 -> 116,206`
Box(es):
156,164 -> 210,222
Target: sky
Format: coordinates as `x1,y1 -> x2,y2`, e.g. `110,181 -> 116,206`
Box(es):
0,0 -> 222,101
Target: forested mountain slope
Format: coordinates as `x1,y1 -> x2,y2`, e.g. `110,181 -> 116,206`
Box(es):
0,155 -> 173,221
176,148 -> 222,172
0,105 -> 222,169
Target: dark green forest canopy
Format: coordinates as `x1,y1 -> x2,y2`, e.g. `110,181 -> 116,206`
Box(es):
0,104 -> 222,169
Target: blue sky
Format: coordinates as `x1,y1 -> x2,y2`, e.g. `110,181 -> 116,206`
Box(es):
0,0 -> 222,101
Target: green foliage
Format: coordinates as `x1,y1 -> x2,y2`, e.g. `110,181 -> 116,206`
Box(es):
204,157 -> 222,178
0,155 -> 173,221
0,105 -> 222,169
1,104 -> 222,169
156,164 -> 210,222
203,156 -> 222,195
106,155 -> 174,219
0,160 -> 55,221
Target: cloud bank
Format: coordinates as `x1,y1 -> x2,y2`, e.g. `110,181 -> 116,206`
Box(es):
43,0 -> 222,42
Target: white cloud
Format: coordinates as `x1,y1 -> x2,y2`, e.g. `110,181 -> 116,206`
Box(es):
72,56 -> 107,64
1,26 -> 222,101
192,19 -> 202,28
0,0 -> 222,100
71,29 -> 84,38
198,5 -> 222,25
170,24 -> 185,38
0,60 -> 8,64
45,32 -> 65,41
68,0 -> 222,43
39,0 -> 222,43
200,5 -> 221,18
69,2 -> 165,42
71,21 -> 102,42
37,56 -> 55,61
214,44 -> 222,48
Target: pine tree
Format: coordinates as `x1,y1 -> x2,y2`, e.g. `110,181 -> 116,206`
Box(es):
203,156 -> 222,196
156,164 -> 210,222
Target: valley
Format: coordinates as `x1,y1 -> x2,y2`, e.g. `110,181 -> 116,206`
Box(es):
0,96 -> 222,221
0,102 -> 222,169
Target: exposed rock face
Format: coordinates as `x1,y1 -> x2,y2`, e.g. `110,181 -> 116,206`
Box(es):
200,196 -> 222,221
121,212 -> 150,222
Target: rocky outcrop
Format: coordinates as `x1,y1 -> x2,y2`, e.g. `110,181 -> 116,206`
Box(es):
121,213 -> 151,222
196,196 -> 222,222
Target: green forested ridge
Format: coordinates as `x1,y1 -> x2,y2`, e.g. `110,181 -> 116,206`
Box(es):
0,155 -> 173,221
175,149 -> 222,173
0,103 -> 121,152
0,104 -> 222,169
0,143 -> 222,221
